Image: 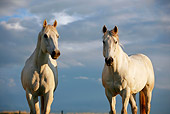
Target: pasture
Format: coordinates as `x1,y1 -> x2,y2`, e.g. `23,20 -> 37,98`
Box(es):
0,112 -> 109,114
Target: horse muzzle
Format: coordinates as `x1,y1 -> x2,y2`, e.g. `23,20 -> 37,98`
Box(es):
105,57 -> 113,66
51,50 -> 60,59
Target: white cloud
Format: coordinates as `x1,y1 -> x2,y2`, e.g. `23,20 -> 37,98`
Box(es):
0,21 -> 26,31
150,54 -> 170,72
8,78 -> 16,87
74,76 -> 89,80
155,84 -> 170,90
57,61 -> 69,68
58,58 -> 84,68
74,77 -> 103,84
97,78 -> 102,83
58,40 -> 102,68
0,0 -> 29,16
58,59 -> 84,68
60,40 -> 101,53
51,11 -> 85,26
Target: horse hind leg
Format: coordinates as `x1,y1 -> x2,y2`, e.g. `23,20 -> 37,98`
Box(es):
140,84 -> 153,114
143,87 -> 153,114
129,94 -> 137,114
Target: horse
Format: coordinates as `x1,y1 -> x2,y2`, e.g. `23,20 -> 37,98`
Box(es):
21,19 -> 60,114
102,25 -> 154,114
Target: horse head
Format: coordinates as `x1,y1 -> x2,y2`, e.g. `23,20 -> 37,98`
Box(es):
102,25 -> 119,66
39,19 -> 60,59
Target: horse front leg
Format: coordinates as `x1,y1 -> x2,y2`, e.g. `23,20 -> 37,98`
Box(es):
105,89 -> 116,114
120,87 -> 130,114
43,90 -> 54,114
129,94 -> 137,114
41,96 -> 44,114
26,89 -> 40,114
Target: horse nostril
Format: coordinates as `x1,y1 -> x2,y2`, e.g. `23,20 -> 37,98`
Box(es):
105,57 -> 113,66
109,57 -> 113,63
52,51 -> 56,56
57,51 -> 60,56
51,50 -> 60,59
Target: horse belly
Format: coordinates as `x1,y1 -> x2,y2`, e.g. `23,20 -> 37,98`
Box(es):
130,71 -> 148,93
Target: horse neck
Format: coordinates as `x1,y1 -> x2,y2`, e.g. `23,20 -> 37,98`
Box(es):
34,32 -> 49,70
112,45 -> 129,73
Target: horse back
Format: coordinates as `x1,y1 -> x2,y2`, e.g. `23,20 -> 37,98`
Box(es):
129,54 -> 154,77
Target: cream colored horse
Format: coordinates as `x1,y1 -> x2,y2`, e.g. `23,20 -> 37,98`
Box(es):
102,25 -> 154,114
21,20 -> 60,114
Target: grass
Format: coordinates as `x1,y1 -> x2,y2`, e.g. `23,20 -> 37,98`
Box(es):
0,111 -> 109,114
0,111 -> 28,114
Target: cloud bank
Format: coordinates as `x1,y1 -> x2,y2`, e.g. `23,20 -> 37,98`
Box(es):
0,0 -> 170,113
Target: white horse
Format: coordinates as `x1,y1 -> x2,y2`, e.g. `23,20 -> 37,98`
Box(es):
21,20 -> 60,114
102,25 -> 155,114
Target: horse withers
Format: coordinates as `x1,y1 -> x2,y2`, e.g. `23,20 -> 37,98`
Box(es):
21,20 -> 60,114
102,25 -> 154,114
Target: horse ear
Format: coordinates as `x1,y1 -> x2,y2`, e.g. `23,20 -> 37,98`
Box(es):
103,25 -> 107,33
43,19 -> 47,28
113,26 -> 118,34
53,20 -> 57,28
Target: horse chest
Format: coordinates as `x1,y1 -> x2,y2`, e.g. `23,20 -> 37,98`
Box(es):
31,65 -> 55,94
102,72 -> 127,93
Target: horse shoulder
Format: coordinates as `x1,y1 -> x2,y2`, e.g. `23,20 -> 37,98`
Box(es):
48,57 -> 58,90
102,65 -> 126,93
21,58 -> 37,91
21,48 -> 42,91
102,65 -> 111,88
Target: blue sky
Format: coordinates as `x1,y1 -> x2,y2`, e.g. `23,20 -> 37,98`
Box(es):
0,0 -> 170,113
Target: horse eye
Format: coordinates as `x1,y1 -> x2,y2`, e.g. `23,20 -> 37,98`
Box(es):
103,41 -> 105,44
115,41 -> 117,44
44,34 -> 48,38
57,35 -> 59,38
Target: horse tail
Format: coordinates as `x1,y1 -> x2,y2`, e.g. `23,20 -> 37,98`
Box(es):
140,91 -> 146,114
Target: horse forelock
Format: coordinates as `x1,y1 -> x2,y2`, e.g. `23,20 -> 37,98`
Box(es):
109,30 -> 119,42
37,25 -> 58,50
109,30 -> 118,37
103,30 -> 119,42
42,25 -> 58,34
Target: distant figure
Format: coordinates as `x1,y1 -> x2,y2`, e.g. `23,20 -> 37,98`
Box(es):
102,25 -> 154,114
61,110 -> 63,114
21,19 -> 60,114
